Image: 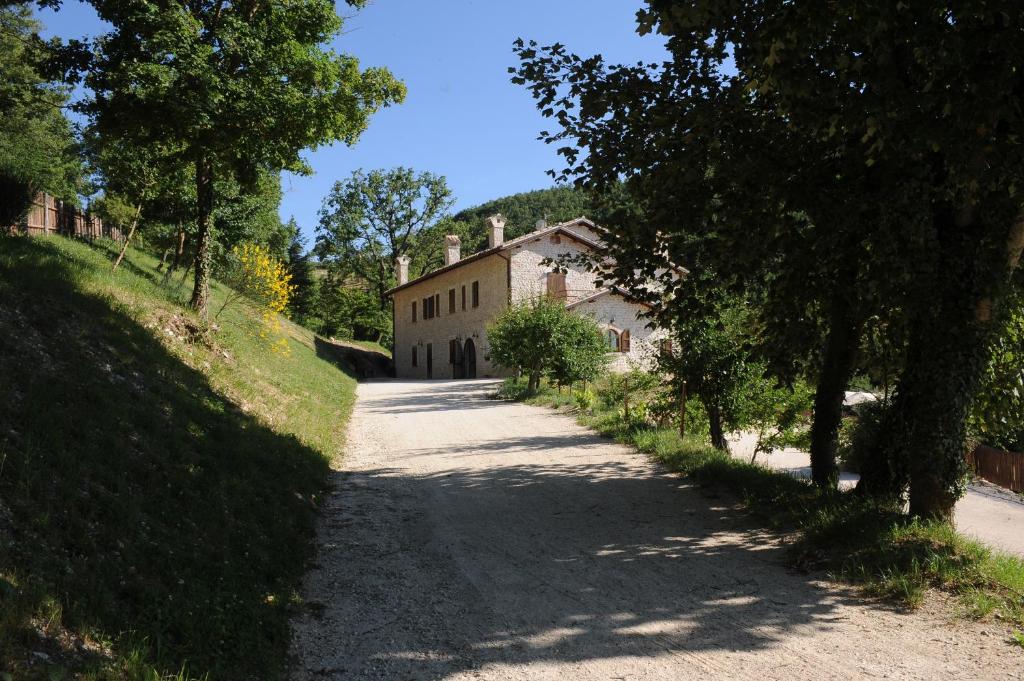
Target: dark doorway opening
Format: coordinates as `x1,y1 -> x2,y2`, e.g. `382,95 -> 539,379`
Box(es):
463,338 -> 476,379
426,343 -> 433,379
451,339 -> 465,379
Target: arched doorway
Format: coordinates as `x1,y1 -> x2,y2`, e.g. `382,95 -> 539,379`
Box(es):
463,338 -> 477,379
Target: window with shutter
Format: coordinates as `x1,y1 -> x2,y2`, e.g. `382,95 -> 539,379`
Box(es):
412,301 -> 417,323
449,288 -> 456,313
547,272 -> 567,300
461,285 -> 466,310
472,281 -> 479,308
435,293 -> 441,316
620,329 -> 631,353
422,297 -> 429,319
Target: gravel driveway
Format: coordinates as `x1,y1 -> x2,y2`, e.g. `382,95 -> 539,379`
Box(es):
289,379 -> 1022,680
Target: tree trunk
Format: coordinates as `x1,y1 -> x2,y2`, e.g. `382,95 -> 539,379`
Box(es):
865,207 -> 1014,519
678,381 -> 687,438
809,295 -> 862,488
112,204 -> 143,271
709,404 -> 729,451
189,158 -> 215,319
170,226 -> 186,271
527,367 -> 541,394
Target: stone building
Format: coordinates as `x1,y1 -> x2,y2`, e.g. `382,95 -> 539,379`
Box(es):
387,215 -> 666,379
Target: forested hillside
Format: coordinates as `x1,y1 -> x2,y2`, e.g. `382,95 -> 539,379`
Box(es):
453,186 -> 596,244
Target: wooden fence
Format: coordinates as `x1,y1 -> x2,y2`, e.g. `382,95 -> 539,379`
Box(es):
969,444 -> 1024,493
4,192 -> 123,241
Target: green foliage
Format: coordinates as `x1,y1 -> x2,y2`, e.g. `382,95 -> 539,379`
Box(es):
837,402 -> 887,474
0,235 -> 357,679
0,5 -> 84,222
573,387 -> 597,413
91,193 -> 138,231
317,283 -> 391,344
80,0 -> 405,315
971,289 -> 1024,452
316,167 -> 455,317
736,373 -> 814,461
213,170 -> 291,260
452,186 -> 596,244
514,2 -> 1024,517
284,222 -> 322,328
487,296 -> 607,392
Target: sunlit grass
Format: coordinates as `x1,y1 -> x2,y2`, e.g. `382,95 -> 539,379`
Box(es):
0,235 -> 357,679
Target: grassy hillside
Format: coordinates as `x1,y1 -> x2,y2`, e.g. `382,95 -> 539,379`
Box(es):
0,235 -> 358,679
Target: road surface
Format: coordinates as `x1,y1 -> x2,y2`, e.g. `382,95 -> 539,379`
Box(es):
290,380 -> 1021,680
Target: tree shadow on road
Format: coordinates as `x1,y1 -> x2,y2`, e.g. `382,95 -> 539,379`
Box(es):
291,444 -> 899,679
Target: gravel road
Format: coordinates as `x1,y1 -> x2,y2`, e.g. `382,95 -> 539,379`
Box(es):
289,379 -> 1022,680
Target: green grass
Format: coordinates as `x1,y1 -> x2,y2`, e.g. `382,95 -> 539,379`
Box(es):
498,377 -> 1024,644
0,236 -> 358,679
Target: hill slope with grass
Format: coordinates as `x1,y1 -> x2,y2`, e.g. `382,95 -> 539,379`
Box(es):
0,235 -> 360,679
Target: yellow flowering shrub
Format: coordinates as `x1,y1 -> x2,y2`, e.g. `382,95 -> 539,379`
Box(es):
218,243 -> 295,354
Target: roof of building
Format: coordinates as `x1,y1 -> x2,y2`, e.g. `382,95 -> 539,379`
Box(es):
565,286 -> 655,311
385,217 -> 605,296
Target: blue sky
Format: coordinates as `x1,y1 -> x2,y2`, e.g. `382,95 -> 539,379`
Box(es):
38,1 -> 668,243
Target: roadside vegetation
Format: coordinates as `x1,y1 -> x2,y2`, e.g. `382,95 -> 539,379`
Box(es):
0,235 -> 358,679
497,373 -> 1024,644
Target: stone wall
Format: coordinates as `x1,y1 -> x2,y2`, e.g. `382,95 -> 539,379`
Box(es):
571,292 -> 665,372
392,252 -> 511,379
508,232 -> 600,303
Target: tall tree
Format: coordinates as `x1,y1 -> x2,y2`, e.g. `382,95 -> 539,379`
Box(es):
316,167 -> 456,310
81,0 -> 404,318
514,2 -> 1024,518
0,5 -> 83,224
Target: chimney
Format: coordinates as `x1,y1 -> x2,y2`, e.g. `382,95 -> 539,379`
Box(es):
395,255 -> 411,285
444,234 -> 461,266
486,214 -> 506,249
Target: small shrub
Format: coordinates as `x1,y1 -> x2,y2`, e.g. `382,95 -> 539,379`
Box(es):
837,401 -> 886,473
573,388 -> 597,413
217,243 -> 295,354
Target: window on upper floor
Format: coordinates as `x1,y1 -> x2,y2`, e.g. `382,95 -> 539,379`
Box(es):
435,293 -> 441,316
449,288 -> 456,314
412,300 -> 417,323
461,285 -> 466,310
547,272 -> 567,301
472,281 -> 479,308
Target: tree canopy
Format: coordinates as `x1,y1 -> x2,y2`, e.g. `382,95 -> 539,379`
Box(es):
488,296 -> 607,393
0,5 -> 84,224
79,0 -> 405,317
514,2 -> 1024,518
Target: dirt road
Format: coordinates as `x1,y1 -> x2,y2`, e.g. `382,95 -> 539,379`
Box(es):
289,380 -> 1022,680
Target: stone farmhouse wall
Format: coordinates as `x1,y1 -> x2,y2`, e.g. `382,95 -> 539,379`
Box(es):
391,218 -> 666,379
571,293 -> 665,372
508,232 -> 599,304
392,252 -> 511,379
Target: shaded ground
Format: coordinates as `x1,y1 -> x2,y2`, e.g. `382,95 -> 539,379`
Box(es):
290,380 -> 1022,680
315,337 -> 393,380
729,433 -> 1024,558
